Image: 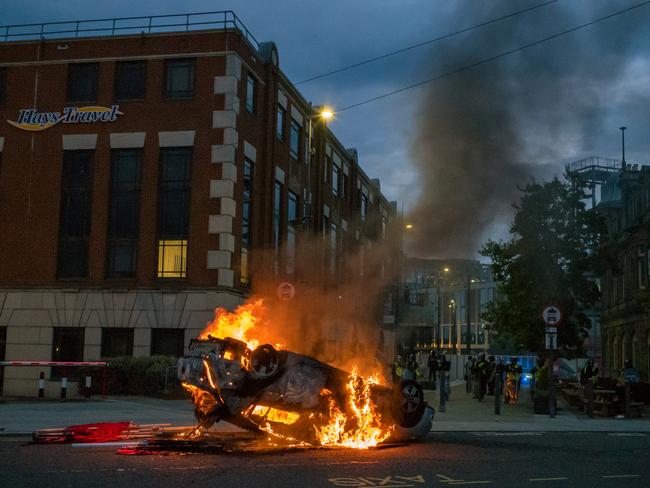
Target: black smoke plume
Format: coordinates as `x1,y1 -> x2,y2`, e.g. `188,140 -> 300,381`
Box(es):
406,0 -> 649,258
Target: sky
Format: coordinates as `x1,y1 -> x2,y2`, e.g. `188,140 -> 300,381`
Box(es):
2,0 -> 650,259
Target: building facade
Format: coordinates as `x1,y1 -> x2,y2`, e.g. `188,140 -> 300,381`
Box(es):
600,164 -> 650,380
0,13 -> 397,396
396,258 -> 494,355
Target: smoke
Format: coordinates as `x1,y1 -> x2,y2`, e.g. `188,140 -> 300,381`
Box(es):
405,0 -> 650,258
216,231 -> 399,378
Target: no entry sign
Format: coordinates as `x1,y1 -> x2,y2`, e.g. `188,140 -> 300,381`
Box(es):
542,306 -> 562,326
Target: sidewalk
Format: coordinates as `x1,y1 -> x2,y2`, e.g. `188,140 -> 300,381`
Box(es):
426,382 -> 650,432
0,396 -> 243,435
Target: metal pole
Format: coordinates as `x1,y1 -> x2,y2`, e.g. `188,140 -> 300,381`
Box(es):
495,368 -> 501,415
620,126 -> 627,168
549,351 -> 556,418
466,275 -> 472,355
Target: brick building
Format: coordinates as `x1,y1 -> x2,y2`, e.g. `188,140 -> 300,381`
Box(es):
0,12 -> 397,396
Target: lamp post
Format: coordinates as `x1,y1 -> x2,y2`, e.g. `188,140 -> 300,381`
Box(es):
306,104 -> 334,219
436,266 -> 450,350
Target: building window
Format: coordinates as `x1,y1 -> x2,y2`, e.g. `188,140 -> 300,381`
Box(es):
67,63 -> 99,102
157,147 -> 192,278
246,72 -> 256,113
157,240 -> 187,278
51,327 -> 84,379
287,191 -> 298,275
276,105 -> 286,140
101,328 -> 134,357
151,328 -> 185,357
332,165 -> 340,196
241,159 -> 254,284
360,193 -> 368,222
0,68 -> 6,105
164,58 -> 195,99
107,149 -> 142,278
273,180 -> 283,273
115,61 -> 147,101
290,119 -> 301,160
57,151 -> 94,279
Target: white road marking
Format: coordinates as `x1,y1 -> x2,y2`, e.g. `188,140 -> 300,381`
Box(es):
471,432 -> 543,436
601,474 -> 640,478
607,433 -> 646,437
528,477 -> 568,482
446,482 -> 491,486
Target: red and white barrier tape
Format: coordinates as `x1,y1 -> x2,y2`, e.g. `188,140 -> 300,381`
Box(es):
0,361 -> 108,366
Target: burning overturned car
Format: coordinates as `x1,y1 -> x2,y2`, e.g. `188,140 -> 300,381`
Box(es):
177,301 -> 434,448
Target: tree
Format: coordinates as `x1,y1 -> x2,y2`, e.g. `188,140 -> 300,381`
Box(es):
481,174 -> 606,356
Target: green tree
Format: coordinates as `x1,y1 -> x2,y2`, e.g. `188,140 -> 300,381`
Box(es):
481,174 -> 606,356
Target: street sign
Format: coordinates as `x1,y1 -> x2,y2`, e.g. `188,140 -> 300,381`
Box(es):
545,333 -> 557,350
542,306 -> 562,326
545,326 -> 557,334
276,281 -> 296,301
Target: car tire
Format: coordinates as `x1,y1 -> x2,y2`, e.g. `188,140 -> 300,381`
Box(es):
393,380 -> 426,428
249,344 -> 282,380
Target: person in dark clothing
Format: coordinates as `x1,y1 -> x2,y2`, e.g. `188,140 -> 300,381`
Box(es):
580,359 -> 599,385
427,351 -> 438,389
473,353 -> 489,401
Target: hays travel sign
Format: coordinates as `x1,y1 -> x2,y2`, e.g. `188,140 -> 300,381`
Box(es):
7,105 -> 123,131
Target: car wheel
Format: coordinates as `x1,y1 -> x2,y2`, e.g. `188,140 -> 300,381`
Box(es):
393,380 -> 425,428
249,344 -> 281,380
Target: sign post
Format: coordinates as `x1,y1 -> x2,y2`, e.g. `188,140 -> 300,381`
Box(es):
542,306 -> 562,418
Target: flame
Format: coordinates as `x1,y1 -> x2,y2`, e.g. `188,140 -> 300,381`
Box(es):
182,383 -> 219,420
315,367 -> 393,449
198,299 -> 266,350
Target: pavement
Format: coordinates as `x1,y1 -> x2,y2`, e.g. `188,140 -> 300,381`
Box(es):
1,380 -> 649,436
425,380 -> 650,432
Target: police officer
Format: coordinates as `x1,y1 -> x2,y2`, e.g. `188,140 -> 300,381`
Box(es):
504,357 -> 523,405
473,353 -> 489,401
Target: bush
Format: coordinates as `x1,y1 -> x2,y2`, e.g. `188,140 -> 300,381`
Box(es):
78,356 -> 184,397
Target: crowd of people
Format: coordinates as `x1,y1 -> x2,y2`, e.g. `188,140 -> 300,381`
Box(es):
464,353 -> 523,404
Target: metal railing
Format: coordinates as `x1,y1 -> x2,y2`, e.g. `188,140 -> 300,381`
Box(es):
567,156 -> 622,174
0,11 -> 260,49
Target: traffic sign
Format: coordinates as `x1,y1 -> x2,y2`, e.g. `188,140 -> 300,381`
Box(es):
542,306 -> 562,326
545,333 -> 557,350
545,326 -> 557,334
276,281 -> 296,301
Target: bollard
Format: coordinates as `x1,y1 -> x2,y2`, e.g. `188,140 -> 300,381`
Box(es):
38,371 -> 45,399
60,377 -> 67,400
84,375 -> 92,399
494,372 -> 501,415
624,381 -> 631,416
585,381 -> 594,418
439,373 -> 447,413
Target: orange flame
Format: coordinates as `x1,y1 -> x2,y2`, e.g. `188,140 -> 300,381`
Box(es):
198,299 -> 266,350
315,367 -> 393,449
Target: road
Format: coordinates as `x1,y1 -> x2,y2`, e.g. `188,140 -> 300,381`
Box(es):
1,431 -> 648,487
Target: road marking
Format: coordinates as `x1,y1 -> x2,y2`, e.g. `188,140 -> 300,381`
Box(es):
607,433 -> 646,437
436,475 -> 491,485
328,475 -> 425,487
602,474 -> 640,478
528,478 -> 568,482
472,432 -> 543,436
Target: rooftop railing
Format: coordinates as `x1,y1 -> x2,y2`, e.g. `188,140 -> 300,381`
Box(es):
0,11 -> 260,50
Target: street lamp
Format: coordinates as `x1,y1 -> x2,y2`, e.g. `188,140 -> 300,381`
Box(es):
306,104 -> 335,226
436,266 -> 450,350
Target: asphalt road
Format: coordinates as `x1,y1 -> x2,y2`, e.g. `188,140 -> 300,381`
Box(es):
1,432 -> 648,488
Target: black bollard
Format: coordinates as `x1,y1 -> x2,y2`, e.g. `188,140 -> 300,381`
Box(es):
585,381 -> 594,418
495,372 -> 501,415
439,374 -> 447,413
624,381 -> 631,416
38,371 -> 45,399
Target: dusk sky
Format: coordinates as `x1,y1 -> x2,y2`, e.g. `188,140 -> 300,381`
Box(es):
3,0 -> 650,258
